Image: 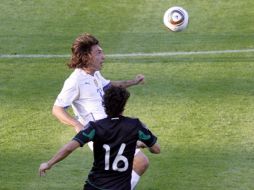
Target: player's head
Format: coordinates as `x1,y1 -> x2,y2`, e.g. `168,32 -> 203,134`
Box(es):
68,33 -> 101,69
103,86 -> 130,117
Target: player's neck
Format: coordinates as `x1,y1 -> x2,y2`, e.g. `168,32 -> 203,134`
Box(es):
82,68 -> 96,76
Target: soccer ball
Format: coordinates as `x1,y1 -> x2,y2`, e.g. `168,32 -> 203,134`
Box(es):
163,6 -> 189,32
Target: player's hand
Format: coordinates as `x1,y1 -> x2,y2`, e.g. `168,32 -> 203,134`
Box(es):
136,141 -> 147,148
39,162 -> 50,176
135,74 -> 145,85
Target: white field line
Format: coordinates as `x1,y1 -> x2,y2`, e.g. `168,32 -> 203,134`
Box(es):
107,49 -> 254,58
0,49 -> 254,59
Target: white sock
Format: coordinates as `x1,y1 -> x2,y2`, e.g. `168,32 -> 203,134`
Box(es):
131,170 -> 140,190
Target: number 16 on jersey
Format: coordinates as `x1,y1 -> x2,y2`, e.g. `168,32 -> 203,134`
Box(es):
103,143 -> 129,172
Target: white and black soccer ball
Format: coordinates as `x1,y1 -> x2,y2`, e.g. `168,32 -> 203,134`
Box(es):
163,6 -> 189,32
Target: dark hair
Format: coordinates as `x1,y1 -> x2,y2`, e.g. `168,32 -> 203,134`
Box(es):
68,33 -> 99,69
103,86 -> 130,117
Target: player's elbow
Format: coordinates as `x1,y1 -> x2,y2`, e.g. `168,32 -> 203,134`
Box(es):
52,105 -> 57,116
52,105 -> 62,117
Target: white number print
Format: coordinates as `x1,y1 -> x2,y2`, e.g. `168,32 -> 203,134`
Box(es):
103,144 -> 110,170
103,143 -> 129,172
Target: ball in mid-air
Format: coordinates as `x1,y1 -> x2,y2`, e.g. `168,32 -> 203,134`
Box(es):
163,6 -> 189,32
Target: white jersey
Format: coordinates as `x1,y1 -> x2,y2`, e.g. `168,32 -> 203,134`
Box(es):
54,69 -> 111,125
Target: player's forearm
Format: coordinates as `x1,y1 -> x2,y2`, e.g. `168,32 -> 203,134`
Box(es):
47,146 -> 72,168
111,74 -> 145,88
39,141 -> 80,176
52,105 -> 84,132
111,80 -> 137,88
137,140 -> 161,154
47,141 -> 79,168
149,143 -> 160,154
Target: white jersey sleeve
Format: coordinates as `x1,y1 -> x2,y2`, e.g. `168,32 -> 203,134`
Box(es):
54,77 -> 79,108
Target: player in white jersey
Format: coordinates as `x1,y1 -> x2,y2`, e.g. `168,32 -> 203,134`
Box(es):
54,69 -> 110,127
52,33 -> 148,189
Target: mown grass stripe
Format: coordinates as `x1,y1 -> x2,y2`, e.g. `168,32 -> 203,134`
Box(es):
1,49 -> 254,59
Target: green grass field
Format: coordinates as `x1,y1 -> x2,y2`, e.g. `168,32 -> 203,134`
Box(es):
1,1 -> 254,190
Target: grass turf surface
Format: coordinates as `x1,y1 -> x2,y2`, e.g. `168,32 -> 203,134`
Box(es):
1,55 -> 254,189
1,0 -> 254,189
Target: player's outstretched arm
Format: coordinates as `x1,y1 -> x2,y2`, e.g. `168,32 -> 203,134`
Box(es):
52,105 -> 84,132
39,140 -> 80,176
111,74 -> 145,88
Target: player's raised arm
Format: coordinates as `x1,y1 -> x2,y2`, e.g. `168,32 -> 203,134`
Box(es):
111,74 -> 145,88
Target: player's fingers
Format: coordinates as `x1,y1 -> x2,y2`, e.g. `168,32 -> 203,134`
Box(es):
137,74 -> 144,79
138,78 -> 145,84
39,163 -> 49,176
39,169 -> 46,177
136,75 -> 145,84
